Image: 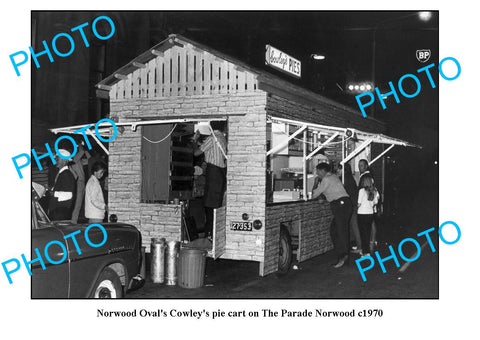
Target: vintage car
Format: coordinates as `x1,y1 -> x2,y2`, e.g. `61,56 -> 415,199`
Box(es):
31,187 -> 143,298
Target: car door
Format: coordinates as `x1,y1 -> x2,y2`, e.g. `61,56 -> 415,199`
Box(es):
62,224 -> 108,298
31,200 -> 70,298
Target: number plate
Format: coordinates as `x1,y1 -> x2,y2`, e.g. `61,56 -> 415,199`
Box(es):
230,221 -> 253,231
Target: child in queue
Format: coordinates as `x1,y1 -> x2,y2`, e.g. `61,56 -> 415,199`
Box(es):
357,175 -> 379,256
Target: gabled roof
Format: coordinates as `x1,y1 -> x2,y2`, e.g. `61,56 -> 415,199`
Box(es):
97,33 -> 260,89
96,34 -> 384,126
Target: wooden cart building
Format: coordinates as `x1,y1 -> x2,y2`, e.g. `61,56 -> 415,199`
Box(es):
54,34 -> 417,276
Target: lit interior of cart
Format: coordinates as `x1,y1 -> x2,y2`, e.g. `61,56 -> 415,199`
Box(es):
266,116 -> 420,204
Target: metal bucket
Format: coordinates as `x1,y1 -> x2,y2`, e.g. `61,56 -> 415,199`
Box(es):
150,238 -> 166,284
166,240 -> 180,286
178,248 -> 207,289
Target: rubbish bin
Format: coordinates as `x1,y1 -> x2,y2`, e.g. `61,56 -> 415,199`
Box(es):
150,238 -> 166,283
178,248 -> 207,289
166,240 -> 180,286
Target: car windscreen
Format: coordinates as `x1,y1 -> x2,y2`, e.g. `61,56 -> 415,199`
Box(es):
33,200 -> 51,228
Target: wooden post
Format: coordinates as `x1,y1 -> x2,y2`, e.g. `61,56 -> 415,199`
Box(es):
140,64 -> 147,98
204,53 -> 212,94
171,48 -> 179,97
220,60 -> 228,94
164,49 -> 171,97
179,47 -> 187,96
187,49 -> 195,96
237,69 -> 246,93
148,58 -> 156,98
117,78 -> 124,100
125,73 -> 132,99
155,56 -> 162,98
194,52 -> 202,95
132,69 -> 140,98
228,62 -> 235,93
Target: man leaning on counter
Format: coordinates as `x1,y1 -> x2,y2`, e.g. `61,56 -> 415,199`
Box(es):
312,162 -> 353,269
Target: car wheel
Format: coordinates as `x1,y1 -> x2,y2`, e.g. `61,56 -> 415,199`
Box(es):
278,226 -> 293,274
90,267 -> 122,298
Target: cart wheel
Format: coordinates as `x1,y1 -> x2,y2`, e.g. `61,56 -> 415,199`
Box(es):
278,226 -> 293,274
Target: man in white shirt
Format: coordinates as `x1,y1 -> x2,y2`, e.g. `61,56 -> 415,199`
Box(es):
49,149 -> 76,221
312,162 -> 353,268
193,121 -> 227,240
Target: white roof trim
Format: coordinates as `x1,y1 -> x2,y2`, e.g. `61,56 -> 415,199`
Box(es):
268,116 -> 420,148
50,117 -> 227,135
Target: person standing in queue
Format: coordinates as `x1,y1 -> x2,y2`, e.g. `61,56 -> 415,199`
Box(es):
49,149 -> 76,221
85,162 -> 107,224
312,162 -> 353,268
69,142 -> 91,223
358,159 -> 375,183
357,175 -> 379,257
193,121 -> 227,241
358,159 -> 378,253
337,163 -> 362,254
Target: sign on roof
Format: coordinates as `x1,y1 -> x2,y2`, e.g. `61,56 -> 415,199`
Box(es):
265,45 -> 301,78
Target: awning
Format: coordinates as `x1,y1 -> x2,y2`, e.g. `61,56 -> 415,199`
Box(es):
51,115 -> 420,159
49,117 -> 227,155
267,115 -> 420,166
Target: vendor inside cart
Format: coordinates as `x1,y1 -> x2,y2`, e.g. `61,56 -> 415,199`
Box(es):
267,120 -> 340,204
193,121 -> 228,240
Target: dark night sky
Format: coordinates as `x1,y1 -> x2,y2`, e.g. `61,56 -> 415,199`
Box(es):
31,11 -> 438,145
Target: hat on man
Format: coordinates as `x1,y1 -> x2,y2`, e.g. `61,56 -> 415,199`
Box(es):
57,149 -> 72,158
195,122 -> 212,136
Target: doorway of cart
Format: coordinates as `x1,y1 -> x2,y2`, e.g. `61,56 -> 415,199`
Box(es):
140,119 -> 228,258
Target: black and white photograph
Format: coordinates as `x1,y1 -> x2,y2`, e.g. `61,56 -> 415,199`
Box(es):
29,10 -> 439,299
0,1 -> 477,339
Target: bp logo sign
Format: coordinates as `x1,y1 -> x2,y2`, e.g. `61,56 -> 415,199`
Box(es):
416,49 -> 431,63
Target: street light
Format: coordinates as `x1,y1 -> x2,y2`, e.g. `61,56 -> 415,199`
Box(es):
419,11 -> 432,21
310,53 -> 356,93
311,54 -> 326,60
347,81 -> 374,94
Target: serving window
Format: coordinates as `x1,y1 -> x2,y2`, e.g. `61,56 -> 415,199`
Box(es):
266,120 -> 344,204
